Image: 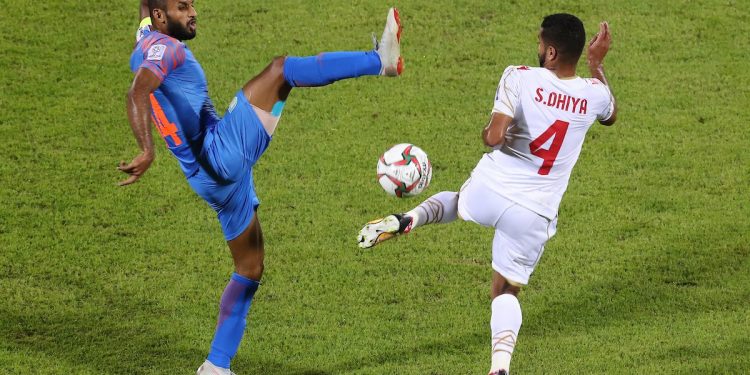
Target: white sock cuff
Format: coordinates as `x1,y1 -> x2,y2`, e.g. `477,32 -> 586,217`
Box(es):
491,294 -> 522,328
492,294 -> 520,312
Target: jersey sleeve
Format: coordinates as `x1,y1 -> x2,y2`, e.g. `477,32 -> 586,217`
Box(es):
595,81 -> 616,121
138,38 -> 186,82
492,66 -> 522,118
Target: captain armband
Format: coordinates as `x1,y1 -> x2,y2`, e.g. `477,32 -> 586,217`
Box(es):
136,17 -> 152,42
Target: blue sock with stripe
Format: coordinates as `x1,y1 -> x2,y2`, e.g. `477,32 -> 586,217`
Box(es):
283,51 -> 382,87
206,273 -> 260,369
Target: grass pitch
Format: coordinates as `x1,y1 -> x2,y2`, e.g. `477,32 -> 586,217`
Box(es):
1,0 -> 749,374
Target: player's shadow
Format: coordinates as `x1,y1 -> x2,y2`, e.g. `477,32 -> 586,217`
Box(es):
0,283 -> 335,375
0,273 -> 651,374
236,360 -> 335,375
4,241 -> 730,374
1,260 -> 486,375
330,332 -> 486,374
521,245 -> 742,339
238,361 -> 334,375
232,331 -> 486,375
0,291 -> 192,373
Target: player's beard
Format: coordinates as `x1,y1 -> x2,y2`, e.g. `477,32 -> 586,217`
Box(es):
538,52 -> 546,68
166,15 -> 196,41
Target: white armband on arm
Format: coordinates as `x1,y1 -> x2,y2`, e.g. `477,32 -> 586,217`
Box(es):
136,17 -> 152,42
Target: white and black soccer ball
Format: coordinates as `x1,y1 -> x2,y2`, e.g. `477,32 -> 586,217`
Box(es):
377,143 -> 432,197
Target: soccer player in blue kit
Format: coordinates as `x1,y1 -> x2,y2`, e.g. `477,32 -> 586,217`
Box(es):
118,1 -> 403,373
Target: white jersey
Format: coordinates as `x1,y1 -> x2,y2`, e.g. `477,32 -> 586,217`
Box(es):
471,65 -> 615,219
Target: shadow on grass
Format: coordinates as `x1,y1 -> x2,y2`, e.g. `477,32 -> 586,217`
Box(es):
0,284 -> 340,375
3,241 -> 745,374
0,278 -> 484,375
523,242 -> 749,338
232,331 -> 485,375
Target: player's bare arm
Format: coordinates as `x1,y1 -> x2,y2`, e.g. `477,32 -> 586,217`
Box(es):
587,21 -> 618,126
118,67 -> 161,186
139,0 -> 149,20
482,112 -> 513,147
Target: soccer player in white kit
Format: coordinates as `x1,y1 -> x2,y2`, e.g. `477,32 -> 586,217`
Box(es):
357,14 -> 617,375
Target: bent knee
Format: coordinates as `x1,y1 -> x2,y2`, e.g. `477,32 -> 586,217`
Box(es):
270,56 -> 287,72
491,272 -> 522,298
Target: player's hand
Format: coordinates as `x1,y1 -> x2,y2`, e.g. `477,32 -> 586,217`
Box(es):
587,21 -> 611,68
117,151 -> 154,186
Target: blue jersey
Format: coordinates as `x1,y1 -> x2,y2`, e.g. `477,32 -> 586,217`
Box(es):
130,29 -> 220,177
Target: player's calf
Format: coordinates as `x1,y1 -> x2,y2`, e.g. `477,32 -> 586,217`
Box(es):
405,191 -> 459,227
357,191 -> 459,249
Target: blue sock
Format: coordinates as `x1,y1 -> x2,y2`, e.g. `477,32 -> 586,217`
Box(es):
206,273 -> 260,369
283,51 -> 382,87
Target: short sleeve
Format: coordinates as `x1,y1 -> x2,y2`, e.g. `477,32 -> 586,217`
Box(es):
138,39 -> 186,82
595,83 -> 616,121
492,66 -> 522,118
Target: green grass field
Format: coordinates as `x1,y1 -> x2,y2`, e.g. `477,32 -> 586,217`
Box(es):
1,0 -> 749,373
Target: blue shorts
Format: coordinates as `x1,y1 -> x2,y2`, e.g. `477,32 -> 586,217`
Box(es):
188,90 -> 272,241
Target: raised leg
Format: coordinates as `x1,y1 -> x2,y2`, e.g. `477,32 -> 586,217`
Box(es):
239,7 -> 403,113
357,191 -> 459,249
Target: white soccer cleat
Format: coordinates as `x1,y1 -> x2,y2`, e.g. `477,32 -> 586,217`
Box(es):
375,7 -> 404,76
357,214 -> 412,249
197,360 -> 236,375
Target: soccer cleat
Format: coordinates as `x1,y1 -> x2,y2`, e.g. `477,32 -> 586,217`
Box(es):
197,360 -> 236,375
375,7 -> 404,76
488,370 -> 509,375
357,213 -> 413,249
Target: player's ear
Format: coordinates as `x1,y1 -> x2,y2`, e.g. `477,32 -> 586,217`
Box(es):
152,8 -> 166,24
546,45 -> 557,62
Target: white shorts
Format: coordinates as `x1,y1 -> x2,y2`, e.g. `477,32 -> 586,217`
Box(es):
457,176 -> 557,285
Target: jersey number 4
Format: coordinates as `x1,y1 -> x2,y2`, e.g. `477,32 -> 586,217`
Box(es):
149,95 -> 183,146
529,120 -> 569,175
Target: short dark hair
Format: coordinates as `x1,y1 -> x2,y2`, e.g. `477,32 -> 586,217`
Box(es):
540,13 -> 586,65
148,0 -> 168,13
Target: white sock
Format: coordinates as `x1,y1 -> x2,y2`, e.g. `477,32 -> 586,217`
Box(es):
405,191 -> 458,229
489,294 -> 522,373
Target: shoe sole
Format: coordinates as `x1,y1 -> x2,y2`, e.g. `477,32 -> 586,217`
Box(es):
382,8 -> 403,76
393,8 -> 402,43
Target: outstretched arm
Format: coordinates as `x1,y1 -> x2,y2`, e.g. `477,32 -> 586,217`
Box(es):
588,21 -> 618,126
118,68 -> 161,186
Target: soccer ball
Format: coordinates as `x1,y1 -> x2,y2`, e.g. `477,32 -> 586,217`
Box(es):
377,143 -> 432,197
